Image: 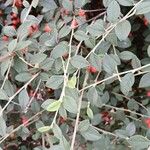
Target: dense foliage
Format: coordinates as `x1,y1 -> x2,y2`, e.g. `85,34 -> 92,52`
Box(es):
1,0 -> 150,149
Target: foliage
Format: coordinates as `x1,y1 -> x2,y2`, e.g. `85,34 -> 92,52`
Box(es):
0,0 -> 150,149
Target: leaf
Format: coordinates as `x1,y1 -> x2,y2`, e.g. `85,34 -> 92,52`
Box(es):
46,75 -> 64,89
1,59 -> 10,77
8,39 -> 17,52
139,73 -> 150,88
15,72 -> 32,82
31,0 -> 39,8
119,51 -> 134,60
0,115 -> 7,136
59,25 -> 71,38
147,45 -> 150,57
88,53 -> 102,72
117,0 -> 134,6
63,96 -> 78,114
46,100 -> 62,112
16,40 -> 32,51
67,76 -> 77,89
136,2 -> 150,15
87,87 -> 98,106
115,20 -> 131,41
87,107 -> 94,119
102,54 -> 118,74
120,73 -> 135,95
18,89 -> 29,111
30,53 -> 47,64
71,55 -> 89,69
78,119 -> 90,132
62,0 -> 73,11
0,89 -> 8,100
74,30 -> 89,41
3,26 -> 16,37
128,135 -> 150,150
81,126 -> 101,141
51,42 -> 68,59
86,19 -> 104,37
74,0 -> 89,8
126,122 -> 136,136
107,0 -> 120,22
38,126 -> 51,133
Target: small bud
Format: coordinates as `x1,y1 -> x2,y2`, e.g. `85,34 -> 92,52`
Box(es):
2,35 -> 9,41
78,9 -> 85,17
44,24 -> 52,32
71,19 -> 78,29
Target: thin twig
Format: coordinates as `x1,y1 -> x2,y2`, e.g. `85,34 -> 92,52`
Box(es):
70,71 -> 89,150
0,73 -> 39,116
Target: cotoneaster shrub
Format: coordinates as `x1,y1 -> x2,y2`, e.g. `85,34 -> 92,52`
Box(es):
0,0 -> 150,149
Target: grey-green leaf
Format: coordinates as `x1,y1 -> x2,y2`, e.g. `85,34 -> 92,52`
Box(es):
139,73 -> 150,88
46,75 -> 64,89
115,20 -> 131,41
120,73 -> 135,95
71,55 -> 89,69
63,96 -> 78,114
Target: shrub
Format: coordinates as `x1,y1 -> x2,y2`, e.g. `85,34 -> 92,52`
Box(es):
0,0 -> 150,149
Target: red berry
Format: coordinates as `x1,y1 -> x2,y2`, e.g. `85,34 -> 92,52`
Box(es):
14,0 -> 23,8
147,91 -> 150,97
144,118 -> 150,128
78,9 -> 85,17
2,35 -> 9,41
44,24 -> 52,32
71,19 -> 78,29
143,18 -> 149,26
21,116 -> 29,126
11,13 -> 17,19
12,19 -> 18,25
87,66 -> 97,73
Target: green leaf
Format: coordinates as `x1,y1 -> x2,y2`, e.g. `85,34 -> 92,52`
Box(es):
136,2 -> 150,15
126,122 -> 136,136
147,45 -> 150,57
74,30 -> 89,41
128,135 -> 150,150
67,76 -> 77,89
81,126 -> 101,141
71,55 -> 89,69
30,53 -> 47,64
139,73 -> 150,88
115,20 -> 131,41
103,54 -> 118,74
89,53 -> 102,72
87,107 -> 94,119
46,75 -> 64,89
62,0 -> 73,11
86,19 -> 104,37
117,0 -> 134,6
119,51 -> 134,60
51,42 -> 68,59
78,119 -> 90,132
0,115 -> 7,136
15,72 -> 32,82
3,26 -> 16,37
74,0 -> 89,8
120,73 -> 135,95
32,0 -> 39,8
63,96 -> 78,114
8,39 -> 17,52
46,100 -> 62,112
87,87 -> 98,106
107,0 -> 120,22
18,89 -> 29,111
16,40 -> 32,51
38,126 -> 51,133
59,25 -> 71,38
0,89 -> 8,100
